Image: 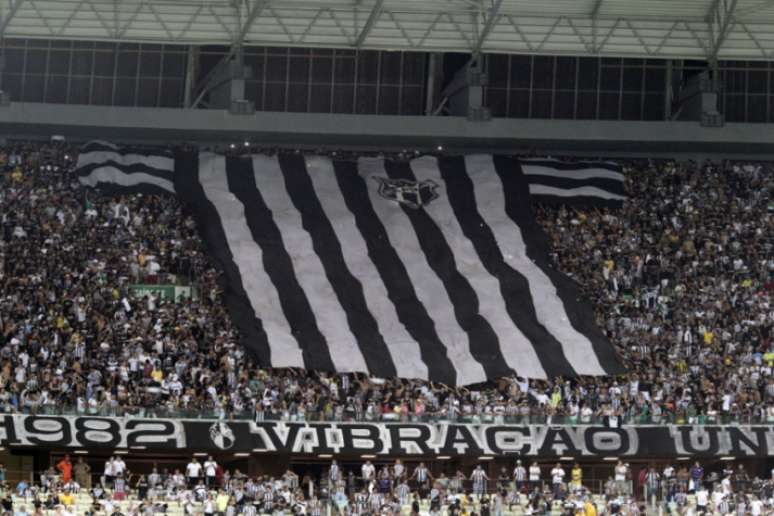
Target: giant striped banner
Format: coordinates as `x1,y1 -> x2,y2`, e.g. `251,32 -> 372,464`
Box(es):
78,143 -> 624,384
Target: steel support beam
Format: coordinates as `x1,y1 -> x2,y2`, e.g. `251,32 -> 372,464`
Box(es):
188,51 -> 234,108
183,46 -> 198,108
355,0 -> 384,48
472,0 -> 504,57
707,0 -> 739,62
234,0 -> 268,53
591,0 -> 605,18
0,0 -> 24,37
591,0 -> 604,52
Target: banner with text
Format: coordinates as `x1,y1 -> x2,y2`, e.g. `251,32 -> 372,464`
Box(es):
128,284 -> 193,302
0,415 -> 772,458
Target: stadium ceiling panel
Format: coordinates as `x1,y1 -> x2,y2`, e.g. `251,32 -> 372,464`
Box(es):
3,0 -> 774,60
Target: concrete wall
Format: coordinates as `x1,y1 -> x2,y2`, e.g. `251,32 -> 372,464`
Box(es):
1,102 -> 774,158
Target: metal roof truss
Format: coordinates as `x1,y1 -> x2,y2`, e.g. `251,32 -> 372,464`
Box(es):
3,0 -> 774,60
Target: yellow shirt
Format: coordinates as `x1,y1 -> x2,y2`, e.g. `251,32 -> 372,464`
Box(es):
59,492 -> 74,507
703,331 -> 714,344
571,468 -> 582,482
151,369 -> 164,382
584,501 -> 597,516
216,493 -> 230,512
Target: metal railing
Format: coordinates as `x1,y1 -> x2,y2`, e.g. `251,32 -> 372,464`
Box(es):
2,473 -> 634,500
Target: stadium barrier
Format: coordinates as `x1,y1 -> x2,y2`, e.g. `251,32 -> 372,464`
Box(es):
0,414 -> 771,458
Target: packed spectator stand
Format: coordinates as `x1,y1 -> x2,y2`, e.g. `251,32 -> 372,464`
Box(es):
4,455 -> 774,515
1,143 -> 772,425
0,142 -> 773,514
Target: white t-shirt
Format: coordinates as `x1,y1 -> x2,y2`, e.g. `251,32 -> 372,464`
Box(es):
529,466 -> 541,481
186,462 -> 202,478
721,477 -> 732,495
113,459 -> 126,475
614,465 -> 627,481
361,463 -> 375,480
751,499 -> 763,515
695,489 -> 709,507
204,461 -> 217,477
551,468 -> 565,484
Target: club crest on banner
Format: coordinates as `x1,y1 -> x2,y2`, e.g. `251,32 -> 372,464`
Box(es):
209,421 -> 236,450
373,177 -> 440,209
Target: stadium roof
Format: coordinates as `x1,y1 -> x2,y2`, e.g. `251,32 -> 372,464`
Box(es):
3,0 -> 774,61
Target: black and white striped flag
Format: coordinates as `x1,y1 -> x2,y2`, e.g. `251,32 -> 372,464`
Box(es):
76,141 -> 176,195
77,145 -> 624,384
521,158 -> 626,208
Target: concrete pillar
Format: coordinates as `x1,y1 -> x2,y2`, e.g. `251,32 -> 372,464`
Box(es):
209,59 -> 254,114
443,61 -> 491,121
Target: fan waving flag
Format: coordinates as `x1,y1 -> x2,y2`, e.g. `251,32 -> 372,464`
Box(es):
521,158 -> 626,208
77,144 -> 624,385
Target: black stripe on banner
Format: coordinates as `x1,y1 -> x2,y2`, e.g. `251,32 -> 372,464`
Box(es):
332,160 -> 456,385
526,175 -> 626,196
493,156 -> 624,376
277,155 -> 397,377
437,156 -> 574,378
172,151 -> 273,367
530,194 -> 625,209
385,160 -> 514,381
520,159 -> 623,175
225,156 -> 336,372
76,161 -> 174,182
81,141 -> 173,158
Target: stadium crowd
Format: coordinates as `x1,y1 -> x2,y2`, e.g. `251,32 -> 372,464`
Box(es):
536,159 -> 774,425
0,142 -> 772,426
5,455 -> 774,515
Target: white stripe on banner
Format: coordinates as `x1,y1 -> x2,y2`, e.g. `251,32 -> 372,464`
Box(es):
521,164 -> 623,181
199,154 -> 305,368
77,151 -> 175,172
86,140 -> 119,150
305,157 -> 429,380
466,155 -> 607,375
78,167 -> 175,193
359,157 -> 488,386
252,155 -> 369,373
528,184 -> 626,201
410,156 -> 548,379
